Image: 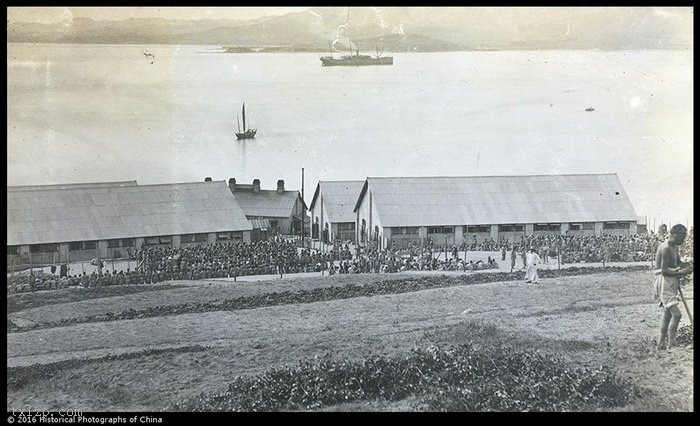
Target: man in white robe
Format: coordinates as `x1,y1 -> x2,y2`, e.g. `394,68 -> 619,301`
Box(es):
525,247 -> 540,283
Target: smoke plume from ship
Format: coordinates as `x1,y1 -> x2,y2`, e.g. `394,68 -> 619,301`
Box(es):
332,9 -> 357,52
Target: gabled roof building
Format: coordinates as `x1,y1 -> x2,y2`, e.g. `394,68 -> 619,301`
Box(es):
352,174 -> 639,249
226,178 -> 306,239
7,180 -> 252,265
308,181 -> 365,242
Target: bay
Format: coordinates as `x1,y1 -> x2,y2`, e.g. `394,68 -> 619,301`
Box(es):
6,43 -> 693,225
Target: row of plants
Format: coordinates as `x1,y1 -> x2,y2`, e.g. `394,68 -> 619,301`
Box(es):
172,342 -> 644,412
7,283 -> 182,314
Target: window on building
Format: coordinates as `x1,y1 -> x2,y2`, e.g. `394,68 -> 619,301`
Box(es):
466,225 -> 490,233
534,224 -> 561,231
338,223 -> 355,231
217,232 -> 231,240
498,225 -> 513,232
159,236 -> 172,244
513,225 -> 524,232
7,246 -> 20,255
107,239 -> 121,248
270,220 -> 279,229
145,237 -> 160,245
604,222 -> 630,230
121,239 -> 135,247
569,224 -> 582,231
69,242 -> 81,251
180,234 -> 195,243
428,226 -> 454,234
392,227 -> 420,235
582,222 -> 595,230
322,223 -> 330,243
30,243 -> 58,253
194,234 -> 208,243
82,241 -> 97,250
231,232 -> 242,240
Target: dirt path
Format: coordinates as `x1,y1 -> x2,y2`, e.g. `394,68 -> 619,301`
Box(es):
7,264 -> 650,328
6,270 -> 693,411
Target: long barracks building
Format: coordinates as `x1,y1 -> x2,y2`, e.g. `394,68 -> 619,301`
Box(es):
352,174 -> 640,249
7,180 -> 253,266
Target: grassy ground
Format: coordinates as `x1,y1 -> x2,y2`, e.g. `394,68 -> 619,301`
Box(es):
6,269 -> 693,411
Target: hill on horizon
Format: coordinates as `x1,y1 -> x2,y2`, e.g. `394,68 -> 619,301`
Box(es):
7,7 -> 693,50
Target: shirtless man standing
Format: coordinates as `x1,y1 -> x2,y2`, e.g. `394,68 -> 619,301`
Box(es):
653,224 -> 693,350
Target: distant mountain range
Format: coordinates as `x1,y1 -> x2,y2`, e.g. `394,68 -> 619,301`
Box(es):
7,7 -> 693,50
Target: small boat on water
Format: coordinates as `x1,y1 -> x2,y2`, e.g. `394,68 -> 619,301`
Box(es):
235,103 -> 257,140
585,107 -> 595,112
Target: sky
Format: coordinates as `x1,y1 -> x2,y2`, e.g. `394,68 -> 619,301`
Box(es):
8,6 -> 691,24
6,7 -> 311,23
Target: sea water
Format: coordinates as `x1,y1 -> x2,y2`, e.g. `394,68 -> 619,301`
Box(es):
6,43 -> 693,223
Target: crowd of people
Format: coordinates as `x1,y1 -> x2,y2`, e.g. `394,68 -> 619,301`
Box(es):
327,244 -> 500,274
515,233 -> 665,265
133,238 -> 503,279
8,268 -> 178,293
7,228 -> 692,294
431,232 -> 674,268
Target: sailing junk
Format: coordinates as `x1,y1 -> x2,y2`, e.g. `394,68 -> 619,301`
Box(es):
235,103 -> 257,140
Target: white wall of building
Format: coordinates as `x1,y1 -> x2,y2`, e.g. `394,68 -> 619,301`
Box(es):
355,186 -> 385,250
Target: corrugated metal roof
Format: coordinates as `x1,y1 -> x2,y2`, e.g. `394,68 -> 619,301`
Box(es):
312,181 -> 364,223
7,180 -> 252,245
232,190 -> 300,218
357,174 -> 638,227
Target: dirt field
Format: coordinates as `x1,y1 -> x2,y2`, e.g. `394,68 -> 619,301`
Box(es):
6,268 -> 693,412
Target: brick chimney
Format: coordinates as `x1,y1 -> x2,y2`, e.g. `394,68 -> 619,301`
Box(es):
204,177 -> 212,182
277,179 -> 285,194
228,178 -> 236,192
253,179 -> 260,193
